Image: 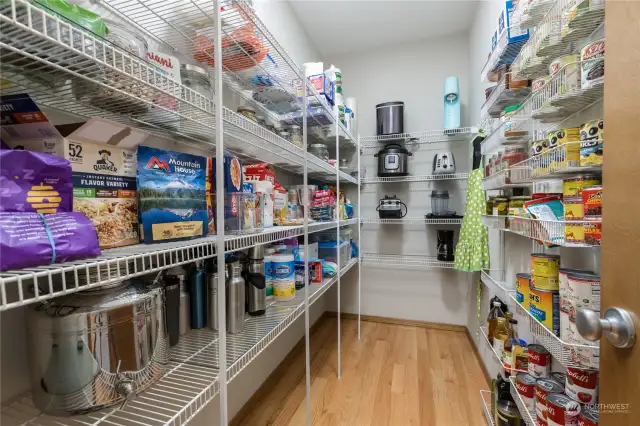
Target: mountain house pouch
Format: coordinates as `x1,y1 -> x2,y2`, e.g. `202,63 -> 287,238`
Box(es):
0,212 -> 101,271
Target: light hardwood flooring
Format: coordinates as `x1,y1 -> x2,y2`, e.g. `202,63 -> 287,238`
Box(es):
231,316 -> 489,426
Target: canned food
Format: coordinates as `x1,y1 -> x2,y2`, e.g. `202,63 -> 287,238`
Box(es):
530,286 -> 560,336
580,119 -> 604,167
531,253 -> 561,290
559,269 -> 593,343
566,367 -> 599,404
568,273 -> 601,312
563,174 -> 601,198
549,55 -> 581,96
584,220 -> 602,246
516,373 -> 537,411
581,39 -> 605,90
532,76 -> 550,93
516,273 -> 531,310
579,408 -> 599,426
548,127 -> 580,151
494,197 -> 509,216
564,198 -> 584,220
582,185 -> 602,219
550,372 -> 567,388
546,393 -> 581,426
528,344 -> 551,378
565,222 -> 585,245
531,139 -> 546,157
535,378 -> 565,422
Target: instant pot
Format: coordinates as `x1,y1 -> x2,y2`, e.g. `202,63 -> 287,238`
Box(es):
374,143 -> 411,177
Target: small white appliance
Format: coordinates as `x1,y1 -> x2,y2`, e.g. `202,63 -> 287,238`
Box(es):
432,152 -> 456,175
444,76 -> 460,129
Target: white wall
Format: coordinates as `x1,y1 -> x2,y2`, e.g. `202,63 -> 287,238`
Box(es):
322,33 -> 473,325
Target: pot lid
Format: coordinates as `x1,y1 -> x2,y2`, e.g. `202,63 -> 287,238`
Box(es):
376,101 -> 404,108
430,190 -> 450,198
378,143 -> 410,154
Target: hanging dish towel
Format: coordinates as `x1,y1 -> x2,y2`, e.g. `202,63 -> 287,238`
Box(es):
454,168 -> 489,272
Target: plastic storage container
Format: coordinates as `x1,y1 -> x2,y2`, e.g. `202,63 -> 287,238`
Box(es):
318,241 -> 350,268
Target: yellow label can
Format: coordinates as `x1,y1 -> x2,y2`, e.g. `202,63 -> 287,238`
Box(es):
531,253 -> 561,290
529,286 -> 560,336
516,273 -> 531,311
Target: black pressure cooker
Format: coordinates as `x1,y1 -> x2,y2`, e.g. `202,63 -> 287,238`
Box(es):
374,143 -> 411,177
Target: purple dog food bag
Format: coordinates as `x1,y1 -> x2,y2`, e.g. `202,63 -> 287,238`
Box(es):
0,149 -> 73,213
0,212 -> 101,271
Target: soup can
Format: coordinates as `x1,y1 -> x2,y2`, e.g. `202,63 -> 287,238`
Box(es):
531,253 -> 561,290
566,367 -> 599,404
565,222 -> 585,245
535,378 -> 565,423
546,393 -> 581,426
550,372 -> 566,388
564,198 -> 584,220
530,286 -> 560,336
516,273 -> 531,310
528,344 -> 551,378
584,220 -> 602,246
516,373 -> 537,411
579,408 -> 599,426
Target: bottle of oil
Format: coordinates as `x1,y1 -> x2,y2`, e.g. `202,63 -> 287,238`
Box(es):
487,301 -> 505,343
493,311 -> 511,358
503,315 -> 517,375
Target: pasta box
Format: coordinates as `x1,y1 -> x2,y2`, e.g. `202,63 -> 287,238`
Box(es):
137,146 -> 207,244
212,151 -> 243,193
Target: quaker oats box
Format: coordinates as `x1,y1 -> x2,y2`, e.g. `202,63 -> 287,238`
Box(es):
137,146 -> 207,244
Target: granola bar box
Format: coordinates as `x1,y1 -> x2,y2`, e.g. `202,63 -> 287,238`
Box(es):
137,146 -> 207,244
67,140 -> 138,249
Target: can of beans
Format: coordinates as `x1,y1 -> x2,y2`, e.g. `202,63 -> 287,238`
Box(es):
546,393 -> 581,426
530,285 -> 560,336
582,185 -> 602,219
579,408 -> 599,426
528,344 -> 551,378
563,174 -> 601,198
531,253 -> 561,290
516,373 -> 537,411
566,367 -> 599,404
535,378 -> 565,423
565,221 -> 586,245
583,220 -> 602,246
516,273 -> 531,310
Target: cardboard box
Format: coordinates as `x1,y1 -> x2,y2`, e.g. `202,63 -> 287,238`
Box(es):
498,1 -> 530,44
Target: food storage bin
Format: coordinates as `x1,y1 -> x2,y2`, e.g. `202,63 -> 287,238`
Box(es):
309,143 -> 329,161
181,64 -> 213,103
318,240 -> 350,268
224,192 -> 258,235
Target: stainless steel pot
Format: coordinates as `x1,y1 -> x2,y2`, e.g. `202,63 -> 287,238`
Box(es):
26,280 -> 169,416
374,143 -> 411,177
376,101 -> 404,136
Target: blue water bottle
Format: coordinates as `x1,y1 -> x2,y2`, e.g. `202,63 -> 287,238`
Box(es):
189,261 -> 206,329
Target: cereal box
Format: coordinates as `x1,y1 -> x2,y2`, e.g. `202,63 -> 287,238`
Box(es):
137,146 -> 207,244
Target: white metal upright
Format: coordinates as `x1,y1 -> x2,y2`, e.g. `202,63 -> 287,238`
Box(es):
213,1 -> 227,425
357,135 -> 361,340
336,108 -> 341,379
302,72 -> 312,426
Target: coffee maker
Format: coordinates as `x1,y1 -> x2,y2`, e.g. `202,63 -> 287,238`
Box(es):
436,230 -> 455,262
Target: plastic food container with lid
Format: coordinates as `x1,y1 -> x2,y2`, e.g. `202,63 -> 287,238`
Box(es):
290,125 -> 303,148
502,104 -> 527,137
309,143 -> 329,161
237,106 -> 257,122
181,63 -> 213,101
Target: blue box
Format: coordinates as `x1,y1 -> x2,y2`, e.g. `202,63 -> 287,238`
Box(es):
498,1 -> 530,44
137,146 -> 207,243
491,28 -> 498,52
212,151 -> 243,193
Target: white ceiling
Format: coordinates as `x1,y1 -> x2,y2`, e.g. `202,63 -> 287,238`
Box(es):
288,0 -> 479,57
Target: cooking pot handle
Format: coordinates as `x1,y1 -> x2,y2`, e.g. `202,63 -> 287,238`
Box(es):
400,202 -> 408,218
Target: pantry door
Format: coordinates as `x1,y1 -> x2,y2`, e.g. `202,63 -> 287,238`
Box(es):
597,2 -> 640,424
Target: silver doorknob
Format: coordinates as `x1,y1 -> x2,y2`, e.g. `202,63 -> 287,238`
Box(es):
576,307 -> 637,349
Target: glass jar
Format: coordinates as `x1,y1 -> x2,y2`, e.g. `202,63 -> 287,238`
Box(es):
508,196 -> 532,217
181,64 -> 213,100
279,130 -> 291,142
503,146 -> 528,168
309,143 -> 329,161
486,196 -> 496,215
237,106 -> 257,122
493,197 -> 509,216
290,125 -> 303,148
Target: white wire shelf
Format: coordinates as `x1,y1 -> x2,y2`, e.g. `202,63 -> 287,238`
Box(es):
481,73 -> 531,120
361,253 -> 455,269
480,390 -> 494,426
509,293 -> 600,370
482,215 -> 507,229
361,173 -> 469,184
480,124 -> 530,156
512,0 -> 605,81
480,326 -> 528,375
509,141 -> 602,182
0,0 -> 357,185
509,377 -> 537,426
518,0 -> 555,29
360,127 -> 477,148
361,217 -> 463,225
482,169 -> 532,191
0,258 -> 358,426
0,220 -> 355,311
480,23 -> 529,82
481,269 -> 515,295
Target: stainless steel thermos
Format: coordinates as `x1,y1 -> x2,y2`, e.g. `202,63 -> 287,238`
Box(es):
164,274 -> 181,346
189,261 -> 206,329
178,273 -> 190,336
206,266 -> 219,331
246,245 -> 267,316
226,261 -> 246,333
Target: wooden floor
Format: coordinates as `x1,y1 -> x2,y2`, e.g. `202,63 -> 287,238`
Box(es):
231,316 -> 489,426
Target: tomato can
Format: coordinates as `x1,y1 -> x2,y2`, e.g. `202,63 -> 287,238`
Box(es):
516,373 -> 537,411
564,198 -> 584,220
583,220 -> 602,246
528,344 -> 551,378
582,185 -> 602,219
535,378 -> 565,422
546,393 -> 581,426
563,174 -> 601,198
530,286 -> 560,336
578,408 -> 599,426
516,273 -> 531,310
566,367 -> 599,404
531,253 -> 561,290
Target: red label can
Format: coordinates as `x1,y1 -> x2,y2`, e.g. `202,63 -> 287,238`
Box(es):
566,367 -> 599,404
535,378 -> 564,422
528,344 -> 552,378
516,373 -> 537,411
546,393 -> 581,426
578,408 -> 599,426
